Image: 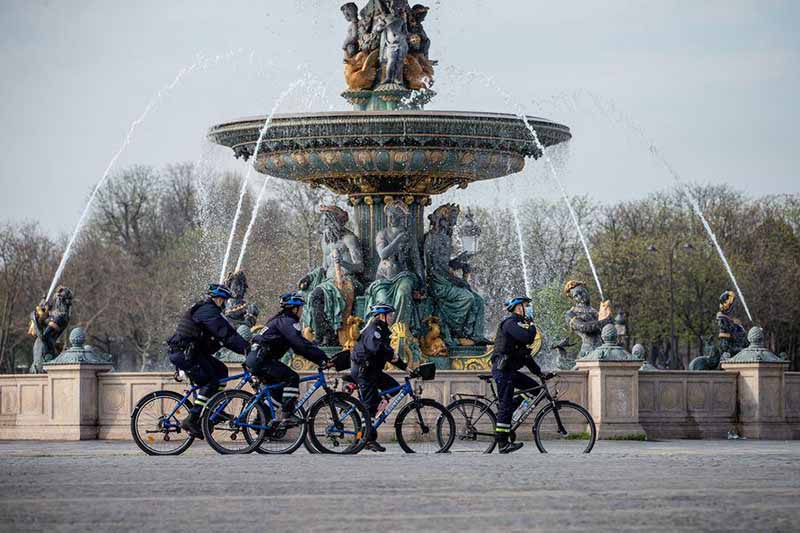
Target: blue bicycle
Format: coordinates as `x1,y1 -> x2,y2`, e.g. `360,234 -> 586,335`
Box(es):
201,363 -> 370,455
130,369 -> 253,456
341,362 -> 456,453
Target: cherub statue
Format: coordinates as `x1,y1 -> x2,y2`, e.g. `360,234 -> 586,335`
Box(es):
341,3 -> 360,58
375,0 -> 410,86
716,290 -> 747,357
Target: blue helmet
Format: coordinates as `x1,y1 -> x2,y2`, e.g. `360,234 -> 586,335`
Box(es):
504,296 -> 532,312
368,303 -> 396,317
208,283 -> 234,300
280,292 -> 306,308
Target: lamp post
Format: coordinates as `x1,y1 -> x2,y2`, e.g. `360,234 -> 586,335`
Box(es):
648,241 -> 694,368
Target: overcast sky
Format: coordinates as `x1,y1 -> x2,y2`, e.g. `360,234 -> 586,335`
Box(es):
1,0 -> 798,234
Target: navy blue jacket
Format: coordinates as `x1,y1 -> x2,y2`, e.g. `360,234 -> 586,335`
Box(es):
351,319 -> 407,370
170,299 -> 249,358
493,315 -> 543,375
252,311 -> 327,365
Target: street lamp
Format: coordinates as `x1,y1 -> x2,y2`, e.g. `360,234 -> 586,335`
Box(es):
648,241 -> 694,368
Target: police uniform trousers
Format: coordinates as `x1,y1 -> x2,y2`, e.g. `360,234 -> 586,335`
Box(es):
169,351 -> 229,414
491,365 -> 541,431
245,352 -> 300,405
351,365 -> 399,417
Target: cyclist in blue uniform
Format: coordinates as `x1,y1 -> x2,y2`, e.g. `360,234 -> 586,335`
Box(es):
351,303 -> 408,452
245,293 -> 329,420
168,283 -> 249,437
491,296 -> 554,454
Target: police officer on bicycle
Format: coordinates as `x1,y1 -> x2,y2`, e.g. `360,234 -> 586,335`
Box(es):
168,283 -> 249,437
491,296 -> 554,454
245,292 -> 329,421
351,303 -> 408,452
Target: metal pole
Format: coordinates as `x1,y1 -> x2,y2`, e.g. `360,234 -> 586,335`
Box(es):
669,242 -> 677,369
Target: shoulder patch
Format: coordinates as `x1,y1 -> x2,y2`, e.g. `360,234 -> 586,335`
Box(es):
374,331 -> 382,339
517,322 -> 532,329
293,322 -> 302,331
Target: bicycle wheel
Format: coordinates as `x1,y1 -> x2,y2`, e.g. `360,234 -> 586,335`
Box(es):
245,406 -> 307,455
396,398 -> 455,453
307,392 -> 369,455
533,400 -> 597,454
202,389 -> 267,455
446,398 -> 497,454
131,390 -> 194,456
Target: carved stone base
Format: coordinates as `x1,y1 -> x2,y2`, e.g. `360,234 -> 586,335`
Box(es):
341,87 -> 435,111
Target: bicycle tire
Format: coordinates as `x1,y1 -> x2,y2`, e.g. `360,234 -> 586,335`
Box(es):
307,392 -> 369,455
395,398 -> 455,453
202,389 -> 268,455
131,390 -> 194,456
245,406 -> 307,455
532,400 -> 597,454
445,398 -> 497,454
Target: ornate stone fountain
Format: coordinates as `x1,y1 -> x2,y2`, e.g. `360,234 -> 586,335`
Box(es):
208,1 -> 571,370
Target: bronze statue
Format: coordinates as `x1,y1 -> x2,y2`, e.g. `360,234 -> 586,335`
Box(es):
716,290 -> 747,358
423,204 -> 487,346
299,205 -> 364,346
341,3 -> 361,58
365,198 -> 424,334
564,280 -> 613,363
223,271 -> 259,329
376,0 -> 410,86
29,286 -> 73,373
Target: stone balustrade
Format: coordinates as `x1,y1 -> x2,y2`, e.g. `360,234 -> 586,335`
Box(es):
2,362 -> 800,442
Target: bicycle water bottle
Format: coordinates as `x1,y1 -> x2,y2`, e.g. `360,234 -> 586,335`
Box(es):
511,394 -> 532,424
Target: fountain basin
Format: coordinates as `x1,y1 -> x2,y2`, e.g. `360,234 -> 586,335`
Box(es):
208,110 -> 571,195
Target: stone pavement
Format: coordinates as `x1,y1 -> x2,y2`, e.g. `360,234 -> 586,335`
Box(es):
0,440 -> 798,532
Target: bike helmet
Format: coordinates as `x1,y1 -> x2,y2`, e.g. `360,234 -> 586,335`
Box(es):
504,296 -> 532,312
208,283 -> 234,300
368,303 -> 396,317
280,292 -> 306,308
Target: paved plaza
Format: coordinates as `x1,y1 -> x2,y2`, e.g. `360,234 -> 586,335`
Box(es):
0,439 -> 798,532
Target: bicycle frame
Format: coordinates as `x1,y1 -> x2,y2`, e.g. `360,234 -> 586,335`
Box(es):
370,377 -> 415,431
452,377 -> 567,436
157,371 -> 250,430
226,369 -> 332,430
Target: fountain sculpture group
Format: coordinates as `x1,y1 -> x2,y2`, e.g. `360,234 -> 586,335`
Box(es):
27,1 -> 761,375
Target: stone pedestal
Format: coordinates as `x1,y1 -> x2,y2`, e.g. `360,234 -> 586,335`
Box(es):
44,364 -> 112,440
721,362 -> 790,439
42,328 -> 113,440
721,327 -> 791,439
575,325 -> 645,439
576,360 -> 646,439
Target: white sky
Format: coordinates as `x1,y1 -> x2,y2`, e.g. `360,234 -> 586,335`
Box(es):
1,0 -> 798,234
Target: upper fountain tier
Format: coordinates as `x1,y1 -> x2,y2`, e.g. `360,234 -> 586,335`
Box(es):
208,110 -> 571,196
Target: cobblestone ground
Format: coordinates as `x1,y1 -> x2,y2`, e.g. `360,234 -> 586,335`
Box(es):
0,439 -> 798,532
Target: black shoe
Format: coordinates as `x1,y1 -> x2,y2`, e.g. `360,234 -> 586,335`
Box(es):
365,440 -> 386,453
498,442 -> 524,454
180,415 -> 204,440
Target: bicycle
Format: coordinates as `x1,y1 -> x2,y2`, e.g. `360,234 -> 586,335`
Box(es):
340,362 -> 456,453
130,368 -> 253,456
446,372 -> 596,454
201,361 -> 370,455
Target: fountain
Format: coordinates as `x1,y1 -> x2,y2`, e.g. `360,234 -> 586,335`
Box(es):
208,1 -> 571,370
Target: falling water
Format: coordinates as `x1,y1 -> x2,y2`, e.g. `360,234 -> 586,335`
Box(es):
218,172 -> 251,282
217,74 -> 327,278
511,200 -> 532,296
46,50 -> 245,301
234,76 -> 327,271
565,89 -> 754,321
649,145 -> 754,322
444,67 -> 606,300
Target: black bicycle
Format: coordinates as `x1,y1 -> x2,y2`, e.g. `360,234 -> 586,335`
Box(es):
445,372 -> 596,454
